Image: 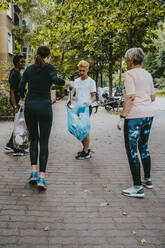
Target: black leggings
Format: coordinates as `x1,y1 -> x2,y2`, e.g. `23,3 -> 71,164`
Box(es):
24,98 -> 53,172
124,117 -> 153,186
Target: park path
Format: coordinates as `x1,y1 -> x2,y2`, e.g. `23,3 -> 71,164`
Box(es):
0,98 -> 164,248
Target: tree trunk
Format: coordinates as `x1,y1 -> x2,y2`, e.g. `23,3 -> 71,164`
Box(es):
119,58 -> 122,86
108,46 -> 113,96
95,70 -> 99,88
60,52 -> 65,67
108,64 -> 113,96
100,68 -> 103,87
128,29 -> 133,48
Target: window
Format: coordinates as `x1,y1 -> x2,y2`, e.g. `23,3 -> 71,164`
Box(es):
22,47 -> 27,59
6,3 -> 12,19
8,32 -> 13,54
22,20 -> 26,26
14,13 -> 19,26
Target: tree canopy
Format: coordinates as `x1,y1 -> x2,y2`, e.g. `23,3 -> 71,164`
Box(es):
1,0 -> 165,91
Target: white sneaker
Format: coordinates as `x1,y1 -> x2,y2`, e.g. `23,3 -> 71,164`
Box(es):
4,145 -> 14,153
142,178 -> 153,189
122,186 -> 144,198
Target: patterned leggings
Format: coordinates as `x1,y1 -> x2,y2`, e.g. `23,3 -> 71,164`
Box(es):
124,117 -> 153,185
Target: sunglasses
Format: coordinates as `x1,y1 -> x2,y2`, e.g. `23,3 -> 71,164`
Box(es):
79,69 -> 86,72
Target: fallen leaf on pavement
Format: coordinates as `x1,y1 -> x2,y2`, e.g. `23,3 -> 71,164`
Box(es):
22,194 -> 26,197
100,201 -> 109,207
131,231 -> 136,235
44,226 -> 49,231
122,212 -> 128,216
141,238 -> 147,245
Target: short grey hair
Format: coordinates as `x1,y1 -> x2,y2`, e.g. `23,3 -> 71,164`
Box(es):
125,48 -> 144,65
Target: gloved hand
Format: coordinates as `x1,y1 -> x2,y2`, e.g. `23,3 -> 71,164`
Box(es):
18,99 -> 25,109
117,115 -> 125,130
84,100 -> 92,106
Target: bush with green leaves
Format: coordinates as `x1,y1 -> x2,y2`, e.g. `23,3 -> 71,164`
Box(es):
155,89 -> 165,97
154,76 -> 165,89
51,85 -> 66,99
0,81 -> 13,118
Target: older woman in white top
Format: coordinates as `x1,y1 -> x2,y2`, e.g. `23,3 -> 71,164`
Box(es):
117,47 -> 155,198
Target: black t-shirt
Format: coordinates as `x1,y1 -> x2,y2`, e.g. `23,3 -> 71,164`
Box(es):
9,68 -> 21,104
19,64 -> 65,99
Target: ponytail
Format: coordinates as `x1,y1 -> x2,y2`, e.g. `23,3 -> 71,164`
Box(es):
34,46 -> 50,72
35,54 -> 46,72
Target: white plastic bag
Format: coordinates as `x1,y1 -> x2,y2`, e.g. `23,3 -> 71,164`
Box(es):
13,108 -> 29,149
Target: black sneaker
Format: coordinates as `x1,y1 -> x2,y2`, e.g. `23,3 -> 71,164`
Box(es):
77,149 -> 91,156
5,145 -> 14,153
142,178 -> 153,189
75,151 -> 91,160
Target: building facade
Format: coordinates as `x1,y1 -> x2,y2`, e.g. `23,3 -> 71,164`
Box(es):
0,4 -> 16,61
0,3 -> 31,79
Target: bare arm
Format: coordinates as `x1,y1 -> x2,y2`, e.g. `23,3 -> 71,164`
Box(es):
151,94 -> 155,102
121,94 -> 135,117
91,92 -> 96,103
10,89 -> 18,113
67,87 -> 75,103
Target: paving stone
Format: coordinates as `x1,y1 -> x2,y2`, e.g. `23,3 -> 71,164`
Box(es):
0,99 -> 164,247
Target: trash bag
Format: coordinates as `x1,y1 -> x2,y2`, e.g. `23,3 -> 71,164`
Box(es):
67,103 -> 91,141
13,108 -> 29,150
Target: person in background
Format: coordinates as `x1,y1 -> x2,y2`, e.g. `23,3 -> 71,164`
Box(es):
117,47 -> 155,198
5,54 -> 27,156
69,60 -> 96,160
19,46 -> 71,190
114,86 -> 122,96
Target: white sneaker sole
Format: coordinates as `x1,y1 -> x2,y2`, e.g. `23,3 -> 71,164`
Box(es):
122,192 -> 144,198
143,184 -> 153,189
13,154 -> 25,156
76,155 -> 91,160
4,149 -> 14,153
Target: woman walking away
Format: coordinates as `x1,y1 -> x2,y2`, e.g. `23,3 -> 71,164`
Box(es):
19,46 -> 71,190
117,47 -> 155,198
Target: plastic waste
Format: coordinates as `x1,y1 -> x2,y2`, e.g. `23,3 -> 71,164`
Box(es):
67,102 -> 91,141
13,108 -> 29,149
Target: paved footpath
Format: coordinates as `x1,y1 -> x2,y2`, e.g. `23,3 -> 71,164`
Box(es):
0,99 -> 165,248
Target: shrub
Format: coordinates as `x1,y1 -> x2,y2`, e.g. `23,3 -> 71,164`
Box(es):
51,85 -> 66,99
0,80 -> 13,118
155,89 -> 165,97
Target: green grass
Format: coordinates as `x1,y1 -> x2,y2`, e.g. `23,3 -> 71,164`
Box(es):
155,90 -> 165,97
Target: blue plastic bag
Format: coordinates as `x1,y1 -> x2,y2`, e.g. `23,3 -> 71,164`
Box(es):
67,103 -> 91,141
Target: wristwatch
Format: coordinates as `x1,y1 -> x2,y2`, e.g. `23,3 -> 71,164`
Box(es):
13,105 -> 17,109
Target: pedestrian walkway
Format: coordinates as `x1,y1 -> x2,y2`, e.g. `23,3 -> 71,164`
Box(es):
0,99 -> 165,248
